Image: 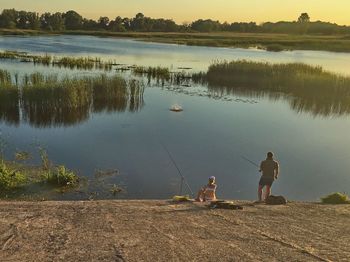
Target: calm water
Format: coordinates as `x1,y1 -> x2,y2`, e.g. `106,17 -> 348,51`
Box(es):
1,35 -> 350,201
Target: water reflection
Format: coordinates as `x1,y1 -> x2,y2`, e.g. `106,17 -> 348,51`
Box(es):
0,88 -> 20,125
206,84 -> 350,117
0,75 -> 144,127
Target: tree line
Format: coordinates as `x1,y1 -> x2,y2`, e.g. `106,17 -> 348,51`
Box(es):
1,9 -> 350,35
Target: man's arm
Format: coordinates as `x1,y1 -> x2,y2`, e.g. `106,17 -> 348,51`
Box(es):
259,161 -> 263,173
275,162 -> 279,179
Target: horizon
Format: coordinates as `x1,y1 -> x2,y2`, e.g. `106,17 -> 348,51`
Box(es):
1,0 -> 350,26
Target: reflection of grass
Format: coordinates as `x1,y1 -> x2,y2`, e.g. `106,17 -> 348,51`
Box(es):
321,193 -> 350,204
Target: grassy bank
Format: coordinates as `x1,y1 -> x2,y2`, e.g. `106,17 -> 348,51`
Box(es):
1,29 -> 350,52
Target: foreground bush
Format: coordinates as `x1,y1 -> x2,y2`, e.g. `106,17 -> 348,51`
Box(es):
321,193 -> 350,204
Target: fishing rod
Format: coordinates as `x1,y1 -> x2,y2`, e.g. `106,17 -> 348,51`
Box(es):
240,155 -> 260,168
159,140 -> 194,196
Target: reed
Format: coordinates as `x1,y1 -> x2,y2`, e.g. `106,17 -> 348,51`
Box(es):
0,50 -> 115,71
194,60 -> 350,94
0,71 -> 144,126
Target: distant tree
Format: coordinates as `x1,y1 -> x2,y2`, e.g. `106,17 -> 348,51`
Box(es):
131,13 -> 146,31
0,9 -> 18,29
26,12 -> 41,30
98,16 -> 110,30
298,13 -> 310,23
191,19 -> 221,32
41,12 -> 65,31
82,18 -> 98,31
108,16 -> 126,32
63,10 -> 83,30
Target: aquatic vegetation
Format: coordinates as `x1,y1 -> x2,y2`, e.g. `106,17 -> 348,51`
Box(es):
0,161 -> 27,191
15,151 -> 31,161
132,66 -> 192,87
193,60 -> 350,116
47,165 -> 79,187
0,50 -> 115,71
0,70 -> 144,126
110,184 -> 124,196
321,193 -> 350,204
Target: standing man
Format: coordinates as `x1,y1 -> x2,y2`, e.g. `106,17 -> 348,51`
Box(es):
258,152 -> 279,202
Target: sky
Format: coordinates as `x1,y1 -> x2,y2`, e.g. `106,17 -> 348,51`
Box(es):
2,0 -> 350,25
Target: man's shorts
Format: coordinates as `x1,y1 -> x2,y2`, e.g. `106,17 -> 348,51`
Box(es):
259,176 -> 274,187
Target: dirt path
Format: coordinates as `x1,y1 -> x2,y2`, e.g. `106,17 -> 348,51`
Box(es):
0,200 -> 349,261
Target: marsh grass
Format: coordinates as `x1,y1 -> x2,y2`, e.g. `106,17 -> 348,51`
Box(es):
0,70 -> 144,126
0,50 -> 115,71
132,66 -> 192,86
192,60 -> 350,116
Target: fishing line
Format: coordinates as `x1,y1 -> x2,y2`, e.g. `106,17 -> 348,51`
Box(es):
159,139 -> 194,196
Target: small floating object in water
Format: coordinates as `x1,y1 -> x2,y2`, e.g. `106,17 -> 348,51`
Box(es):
170,104 -> 183,112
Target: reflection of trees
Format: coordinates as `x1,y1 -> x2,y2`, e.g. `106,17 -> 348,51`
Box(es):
0,75 -> 144,127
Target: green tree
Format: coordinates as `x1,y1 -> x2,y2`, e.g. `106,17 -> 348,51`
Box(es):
63,10 -> 83,30
108,16 -> 126,32
98,16 -> 110,30
298,13 -> 310,23
0,9 -> 18,29
41,12 -> 65,31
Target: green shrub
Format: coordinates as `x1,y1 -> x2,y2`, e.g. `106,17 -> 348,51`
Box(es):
321,193 -> 350,204
0,162 -> 26,191
47,165 -> 79,186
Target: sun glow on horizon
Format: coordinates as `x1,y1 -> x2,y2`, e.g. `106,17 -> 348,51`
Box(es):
1,0 -> 350,25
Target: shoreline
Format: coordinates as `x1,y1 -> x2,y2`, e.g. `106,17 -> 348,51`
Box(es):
0,199 -> 349,261
1,29 -> 350,53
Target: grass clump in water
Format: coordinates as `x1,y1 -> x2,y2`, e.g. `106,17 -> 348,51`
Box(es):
46,165 -> 79,187
0,161 -> 27,191
321,193 -> 350,204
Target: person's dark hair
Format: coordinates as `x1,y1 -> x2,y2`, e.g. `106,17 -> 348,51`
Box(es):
267,152 -> 274,158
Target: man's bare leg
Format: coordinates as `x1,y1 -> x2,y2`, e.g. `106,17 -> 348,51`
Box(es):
265,185 -> 271,200
258,185 -> 264,201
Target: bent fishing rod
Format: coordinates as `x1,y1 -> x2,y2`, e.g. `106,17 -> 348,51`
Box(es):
159,140 -> 194,196
240,155 -> 259,168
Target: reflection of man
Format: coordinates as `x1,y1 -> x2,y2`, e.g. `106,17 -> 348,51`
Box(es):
258,152 -> 279,202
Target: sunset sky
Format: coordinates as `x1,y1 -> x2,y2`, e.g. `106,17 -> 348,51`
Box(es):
2,0 -> 350,25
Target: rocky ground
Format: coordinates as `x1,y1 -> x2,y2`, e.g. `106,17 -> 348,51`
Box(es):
0,200 -> 349,261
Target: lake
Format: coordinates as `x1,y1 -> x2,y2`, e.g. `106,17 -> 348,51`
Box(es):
0,35 -> 350,201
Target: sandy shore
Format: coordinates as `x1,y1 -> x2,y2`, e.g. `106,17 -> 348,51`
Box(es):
0,200 -> 349,261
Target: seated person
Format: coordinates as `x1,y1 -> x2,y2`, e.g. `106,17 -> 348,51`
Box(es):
195,176 -> 217,202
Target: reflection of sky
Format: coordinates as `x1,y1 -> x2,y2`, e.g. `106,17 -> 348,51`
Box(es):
1,35 -> 350,201
1,35 -> 350,74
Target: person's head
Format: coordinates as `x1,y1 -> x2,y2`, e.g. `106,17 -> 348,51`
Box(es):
267,152 -> 274,159
208,176 -> 216,184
